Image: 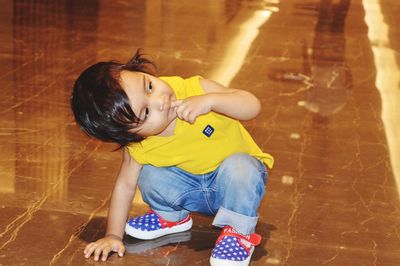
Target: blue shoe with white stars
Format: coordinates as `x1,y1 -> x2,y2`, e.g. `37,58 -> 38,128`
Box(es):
125,210 -> 192,240
210,226 -> 262,266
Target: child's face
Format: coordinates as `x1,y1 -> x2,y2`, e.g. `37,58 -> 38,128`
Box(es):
120,71 -> 177,137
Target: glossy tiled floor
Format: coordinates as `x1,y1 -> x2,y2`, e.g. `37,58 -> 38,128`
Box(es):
1,0 -> 400,265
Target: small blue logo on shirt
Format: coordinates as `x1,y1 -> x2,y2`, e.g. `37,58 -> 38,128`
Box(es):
203,125 -> 214,137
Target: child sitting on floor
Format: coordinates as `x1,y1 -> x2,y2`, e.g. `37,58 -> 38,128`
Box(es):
70,50 -> 273,266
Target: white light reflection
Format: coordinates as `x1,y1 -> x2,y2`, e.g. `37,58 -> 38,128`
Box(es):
282,175 -> 294,185
209,10 -> 272,86
363,0 -> 400,195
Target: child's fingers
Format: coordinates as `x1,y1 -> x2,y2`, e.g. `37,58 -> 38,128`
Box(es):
84,243 -> 97,258
171,100 -> 183,108
182,109 -> 191,121
101,246 -> 111,261
175,106 -> 185,120
189,114 -> 197,124
176,104 -> 190,119
93,245 -> 105,261
118,245 -> 125,257
113,244 -> 125,257
177,106 -> 197,124
179,110 -> 192,123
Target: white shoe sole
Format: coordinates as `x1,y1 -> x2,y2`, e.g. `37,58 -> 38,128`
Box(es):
125,217 -> 193,240
210,246 -> 254,266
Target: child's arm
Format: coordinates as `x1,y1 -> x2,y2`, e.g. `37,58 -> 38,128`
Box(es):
83,149 -> 142,261
172,79 -> 261,123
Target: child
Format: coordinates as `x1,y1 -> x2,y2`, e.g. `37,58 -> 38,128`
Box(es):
71,50 -> 274,265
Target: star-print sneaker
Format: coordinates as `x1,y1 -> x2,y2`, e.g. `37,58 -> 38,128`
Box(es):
210,226 -> 262,266
125,210 -> 192,240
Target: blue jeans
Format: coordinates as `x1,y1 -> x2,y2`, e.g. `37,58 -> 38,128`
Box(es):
137,153 -> 268,235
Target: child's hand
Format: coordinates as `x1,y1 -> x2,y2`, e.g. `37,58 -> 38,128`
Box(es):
172,95 -> 212,124
84,235 -> 125,261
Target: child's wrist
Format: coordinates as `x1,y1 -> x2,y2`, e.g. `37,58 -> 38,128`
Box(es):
105,233 -> 123,240
206,93 -> 216,112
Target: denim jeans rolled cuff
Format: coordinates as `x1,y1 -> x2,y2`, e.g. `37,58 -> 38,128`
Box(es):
152,209 -> 190,222
212,207 -> 258,235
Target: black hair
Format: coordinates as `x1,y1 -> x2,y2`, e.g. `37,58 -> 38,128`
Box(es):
70,49 -> 156,148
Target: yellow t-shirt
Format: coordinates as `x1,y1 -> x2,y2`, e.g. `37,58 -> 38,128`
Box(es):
127,76 -> 274,174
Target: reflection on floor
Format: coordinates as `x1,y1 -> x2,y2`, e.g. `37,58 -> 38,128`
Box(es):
1,0 -> 400,265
